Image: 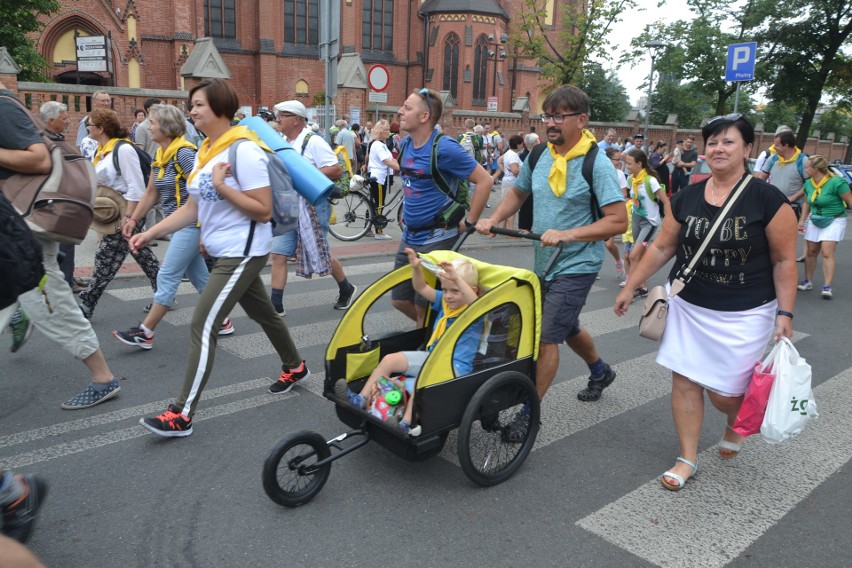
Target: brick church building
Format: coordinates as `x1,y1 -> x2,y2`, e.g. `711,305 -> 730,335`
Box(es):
34,0 -> 568,125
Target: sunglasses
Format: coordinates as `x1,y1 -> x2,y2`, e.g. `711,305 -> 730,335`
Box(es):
418,88 -> 433,116
707,113 -> 743,125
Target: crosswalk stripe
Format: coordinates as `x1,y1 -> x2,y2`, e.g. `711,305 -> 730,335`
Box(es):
105,262 -> 396,302
576,367 -> 850,568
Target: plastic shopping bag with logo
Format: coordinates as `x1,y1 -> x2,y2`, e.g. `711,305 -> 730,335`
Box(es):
760,337 -> 818,444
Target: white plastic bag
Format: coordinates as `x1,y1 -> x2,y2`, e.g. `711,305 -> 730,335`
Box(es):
760,337 -> 817,443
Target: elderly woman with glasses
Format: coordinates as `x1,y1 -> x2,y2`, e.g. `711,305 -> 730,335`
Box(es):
614,114 -> 798,491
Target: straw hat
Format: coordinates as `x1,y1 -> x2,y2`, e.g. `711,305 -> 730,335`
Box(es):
91,185 -> 127,235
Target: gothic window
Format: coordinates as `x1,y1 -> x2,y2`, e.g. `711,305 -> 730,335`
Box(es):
204,0 -> 236,38
443,34 -> 460,99
362,0 -> 394,51
284,0 -> 319,45
473,35 -> 488,102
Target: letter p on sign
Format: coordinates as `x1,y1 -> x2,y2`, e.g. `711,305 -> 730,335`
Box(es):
725,42 -> 757,82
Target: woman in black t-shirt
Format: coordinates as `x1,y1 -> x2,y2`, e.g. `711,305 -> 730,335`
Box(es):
613,115 -> 798,491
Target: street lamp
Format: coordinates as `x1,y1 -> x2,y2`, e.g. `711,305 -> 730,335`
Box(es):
488,33 -> 509,101
643,40 -> 667,148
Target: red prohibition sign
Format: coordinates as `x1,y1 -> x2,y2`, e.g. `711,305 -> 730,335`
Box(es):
368,65 -> 390,92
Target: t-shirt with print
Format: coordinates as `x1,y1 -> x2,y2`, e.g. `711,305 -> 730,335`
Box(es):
513,146 -> 623,278
429,290 -> 484,377
628,175 -> 663,225
0,90 -> 42,180
368,139 -> 393,185
93,142 -> 146,201
803,175 -> 849,218
187,141 -> 272,258
667,177 -> 788,311
399,130 -> 478,245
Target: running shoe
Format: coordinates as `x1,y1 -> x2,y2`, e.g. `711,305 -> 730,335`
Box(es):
797,280 -> 813,291
374,233 -> 393,240
113,325 -> 154,350
269,361 -> 310,394
218,318 -> 235,336
1,474 -> 48,543
822,285 -> 832,299
334,284 -> 357,310
9,309 -> 33,353
139,405 -> 193,438
633,287 -> 649,298
615,261 -> 625,280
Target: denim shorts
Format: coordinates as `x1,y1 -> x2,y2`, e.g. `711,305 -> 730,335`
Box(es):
270,199 -> 332,257
540,273 -> 596,344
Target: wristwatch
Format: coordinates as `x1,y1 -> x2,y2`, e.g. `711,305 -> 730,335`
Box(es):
776,310 -> 793,319
464,218 -> 476,228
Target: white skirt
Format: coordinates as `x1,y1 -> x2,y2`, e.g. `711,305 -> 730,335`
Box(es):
656,295 -> 776,396
804,216 -> 847,242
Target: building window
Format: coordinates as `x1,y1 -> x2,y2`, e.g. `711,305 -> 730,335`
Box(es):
296,80 -> 309,97
473,35 -> 488,102
204,0 -> 236,38
284,0 -> 319,45
362,0 -> 393,51
443,34 -> 460,100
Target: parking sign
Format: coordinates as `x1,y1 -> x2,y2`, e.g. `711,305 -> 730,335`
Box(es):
725,42 -> 757,82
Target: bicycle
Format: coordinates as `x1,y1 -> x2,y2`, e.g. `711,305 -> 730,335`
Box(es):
328,177 -> 405,241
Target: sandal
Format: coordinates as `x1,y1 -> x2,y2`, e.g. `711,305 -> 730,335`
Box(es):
661,457 -> 698,491
719,425 -> 743,459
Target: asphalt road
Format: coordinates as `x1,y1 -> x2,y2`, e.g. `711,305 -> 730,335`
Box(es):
2,234 -> 851,568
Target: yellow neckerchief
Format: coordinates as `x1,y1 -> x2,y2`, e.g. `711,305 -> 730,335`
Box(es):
628,169 -> 647,209
186,126 -> 272,185
767,144 -> 777,155
93,137 -> 131,166
776,147 -> 801,166
426,297 -> 468,350
547,129 -> 597,197
809,172 -> 833,204
153,136 -> 197,208
334,145 -> 353,175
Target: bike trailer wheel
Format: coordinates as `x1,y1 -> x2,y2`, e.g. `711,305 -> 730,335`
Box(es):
262,430 -> 332,507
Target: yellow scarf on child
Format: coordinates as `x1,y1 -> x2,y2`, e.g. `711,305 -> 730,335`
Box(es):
547,129 -> 597,197
628,169 -> 647,210
186,126 -> 272,185
93,137 -> 132,166
810,173 -> 833,203
426,298 -> 468,350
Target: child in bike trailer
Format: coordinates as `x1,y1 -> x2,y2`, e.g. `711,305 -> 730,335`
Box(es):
336,250 -> 482,435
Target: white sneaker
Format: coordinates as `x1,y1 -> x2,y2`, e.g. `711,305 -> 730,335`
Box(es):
374,233 -> 393,240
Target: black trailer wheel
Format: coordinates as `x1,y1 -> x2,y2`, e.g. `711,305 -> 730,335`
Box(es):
263,431 -> 332,507
457,371 -> 540,486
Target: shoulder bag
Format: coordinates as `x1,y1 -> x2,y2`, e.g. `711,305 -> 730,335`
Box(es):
639,175 -> 753,340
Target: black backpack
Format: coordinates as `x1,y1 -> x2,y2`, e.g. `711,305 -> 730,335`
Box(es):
112,140 -> 153,185
526,143 -> 602,220
0,192 -> 45,310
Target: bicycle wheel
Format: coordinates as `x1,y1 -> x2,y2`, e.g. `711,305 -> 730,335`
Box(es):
262,430 -> 332,507
328,192 -> 374,241
457,371 -> 540,487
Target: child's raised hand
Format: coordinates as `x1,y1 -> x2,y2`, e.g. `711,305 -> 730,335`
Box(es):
404,247 -> 422,267
437,261 -> 457,280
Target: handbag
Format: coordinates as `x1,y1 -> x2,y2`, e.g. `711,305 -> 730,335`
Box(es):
731,340 -> 781,437
760,337 -> 817,444
638,175 -> 753,340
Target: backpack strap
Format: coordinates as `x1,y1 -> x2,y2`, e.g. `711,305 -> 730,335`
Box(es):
300,131 -> 313,156
112,140 -> 128,177
227,139 -> 256,257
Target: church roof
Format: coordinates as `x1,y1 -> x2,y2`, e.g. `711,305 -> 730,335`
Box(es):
419,0 -> 509,19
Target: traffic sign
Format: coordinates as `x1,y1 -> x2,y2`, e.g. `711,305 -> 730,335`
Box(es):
367,64 -> 389,92
487,97 -> 498,112
725,42 -> 757,82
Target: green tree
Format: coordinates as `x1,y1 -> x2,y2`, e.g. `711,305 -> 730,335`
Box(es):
512,0 -> 630,89
812,107 -> 852,141
753,101 -> 800,136
579,62 -> 630,122
758,0 -> 852,147
0,0 -> 60,81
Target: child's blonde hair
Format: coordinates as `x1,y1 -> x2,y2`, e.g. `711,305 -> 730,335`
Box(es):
441,258 -> 478,290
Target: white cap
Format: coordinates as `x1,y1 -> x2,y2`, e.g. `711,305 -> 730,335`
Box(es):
273,100 -> 307,119
775,125 -> 792,135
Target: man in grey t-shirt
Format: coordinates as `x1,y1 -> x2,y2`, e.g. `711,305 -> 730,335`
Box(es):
756,130 -> 808,217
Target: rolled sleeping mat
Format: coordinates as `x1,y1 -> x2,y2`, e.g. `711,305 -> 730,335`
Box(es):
240,116 -> 334,205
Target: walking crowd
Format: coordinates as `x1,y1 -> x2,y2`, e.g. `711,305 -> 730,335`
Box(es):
2,73 -> 847,557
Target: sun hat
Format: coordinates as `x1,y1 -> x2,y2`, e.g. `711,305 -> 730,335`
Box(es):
91,185 -> 127,235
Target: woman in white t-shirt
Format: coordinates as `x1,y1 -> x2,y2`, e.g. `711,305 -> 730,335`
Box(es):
130,79 -> 307,438
78,108 -> 160,320
495,134 -> 524,229
367,119 -> 400,239
624,148 -> 669,297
